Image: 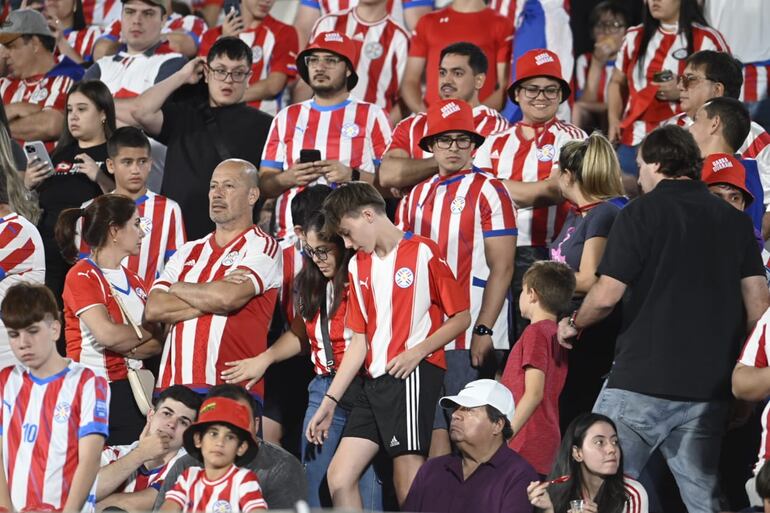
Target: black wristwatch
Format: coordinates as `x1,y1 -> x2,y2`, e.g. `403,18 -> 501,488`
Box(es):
351,168 -> 361,181
473,324 -> 493,336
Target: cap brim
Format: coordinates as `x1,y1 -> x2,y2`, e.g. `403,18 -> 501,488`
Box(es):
182,421 -> 259,465
439,395 -> 488,410
507,79 -> 572,105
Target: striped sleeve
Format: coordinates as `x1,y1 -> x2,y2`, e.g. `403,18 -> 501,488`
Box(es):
166,199 -> 186,262
260,112 -> 286,169
42,76 -> 73,110
152,242 -> 187,291
344,261 -> 367,333
739,308 -> 770,367
238,471 -> 268,512
78,370 -> 110,438
387,116 -> 416,154
425,244 -> 468,317
236,232 -> 282,294
369,104 -> 393,165
624,476 -> 649,513
479,178 -> 517,237
164,469 -> 191,507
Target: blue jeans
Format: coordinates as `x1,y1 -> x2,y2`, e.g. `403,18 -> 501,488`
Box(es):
301,375 -> 382,509
593,385 -> 729,513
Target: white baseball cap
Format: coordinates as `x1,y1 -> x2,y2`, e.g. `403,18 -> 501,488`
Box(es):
439,379 -> 516,421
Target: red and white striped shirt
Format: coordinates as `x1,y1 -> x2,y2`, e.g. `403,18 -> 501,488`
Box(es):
738,307 -> 770,473
300,0 -> 430,33
101,444 -> 187,493
574,52 -> 614,103
615,23 -> 729,146
346,232 -> 468,378
81,0 -> 121,27
387,105 -> 510,159
0,362 -> 109,512
77,191 -> 186,287
0,213 -> 46,370
623,476 -> 649,513
165,465 -> 267,512
198,16 -> 298,115
397,169 -> 517,350
102,14 -> 208,48
741,63 -> 770,104
154,226 -> 282,401
261,97 -> 392,238
305,282 -> 351,375
62,26 -> 104,62
63,259 -> 149,382
312,7 -> 409,112
279,239 -> 303,326
474,119 -> 587,247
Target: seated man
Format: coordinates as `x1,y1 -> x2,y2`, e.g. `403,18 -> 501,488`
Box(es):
96,385 -> 202,512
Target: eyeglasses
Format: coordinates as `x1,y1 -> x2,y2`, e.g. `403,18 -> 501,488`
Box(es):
518,85 -> 561,100
303,244 -> 332,262
305,55 -> 344,68
434,135 -> 473,150
677,74 -> 715,90
206,66 -> 251,83
595,20 -> 626,33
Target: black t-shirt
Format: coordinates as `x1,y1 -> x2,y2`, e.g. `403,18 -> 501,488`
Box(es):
597,179 -> 765,400
550,201 -> 620,272
157,101 -> 272,240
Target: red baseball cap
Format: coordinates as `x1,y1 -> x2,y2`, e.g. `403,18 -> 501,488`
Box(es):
418,99 -> 485,152
507,49 -> 571,104
296,31 -> 359,91
701,153 -> 753,205
183,397 -> 258,465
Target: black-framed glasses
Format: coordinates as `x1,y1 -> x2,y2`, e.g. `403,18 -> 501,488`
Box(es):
519,84 -> 561,100
303,244 -> 331,261
304,55 -> 344,68
595,20 -> 626,33
434,136 -> 473,150
206,65 -> 251,83
677,74 -> 715,90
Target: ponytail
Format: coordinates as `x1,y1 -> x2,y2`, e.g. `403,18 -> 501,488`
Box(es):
55,208 -> 85,264
559,133 -> 624,200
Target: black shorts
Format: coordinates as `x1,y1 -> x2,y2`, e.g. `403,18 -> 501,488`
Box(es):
343,361 -> 444,458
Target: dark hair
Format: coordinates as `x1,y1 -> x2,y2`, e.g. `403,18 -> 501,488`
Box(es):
639,125 -> 702,179
296,211 -> 353,320
322,182 -> 387,233
756,458 -> 770,499
290,184 -> 332,230
205,384 -> 258,419
154,385 -> 204,417
107,126 -> 151,158
685,50 -> 743,99
53,80 -> 117,160
440,42 -> 488,75
484,405 -> 514,440
547,414 -> 627,513
1,283 -> 60,329
21,34 -> 56,53
637,0 -> 708,75
701,97 -> 751,152
589,1 -> 629,32
55,194 -> 137,263
207,36 -> 252,68
522,261 -> 576,316
72,0 -> 87,30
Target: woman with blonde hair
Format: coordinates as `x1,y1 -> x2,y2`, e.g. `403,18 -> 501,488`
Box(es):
0,103 -> 41,224
549,132 -> 625,429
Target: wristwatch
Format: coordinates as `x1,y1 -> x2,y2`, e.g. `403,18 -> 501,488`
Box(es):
351,168 -> 361,181
473,324 -> 493,336
567,310 -> 579,329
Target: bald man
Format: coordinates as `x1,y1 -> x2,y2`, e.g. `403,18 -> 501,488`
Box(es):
146,159 -> 282,408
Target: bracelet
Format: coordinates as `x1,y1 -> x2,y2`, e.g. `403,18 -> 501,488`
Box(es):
324,393 -> 339,404
567,309 -> 579,329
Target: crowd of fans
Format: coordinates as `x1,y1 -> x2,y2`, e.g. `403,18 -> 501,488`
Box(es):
0,0 -> 768,511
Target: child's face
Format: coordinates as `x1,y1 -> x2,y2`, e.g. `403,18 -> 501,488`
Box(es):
519,283 -> 534,321
337,211 -> 377,253
107,146 -> 151,195
7,319 -> 60,371
194,424 -> 248,470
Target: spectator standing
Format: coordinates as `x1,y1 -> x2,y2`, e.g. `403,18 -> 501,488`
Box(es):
558,125 -> 770,511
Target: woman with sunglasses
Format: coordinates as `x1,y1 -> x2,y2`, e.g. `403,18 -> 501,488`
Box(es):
527,413 -> 648,513
221,210 -> 381,510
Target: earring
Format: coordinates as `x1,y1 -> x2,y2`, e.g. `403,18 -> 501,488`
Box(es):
112,238 -> 117,243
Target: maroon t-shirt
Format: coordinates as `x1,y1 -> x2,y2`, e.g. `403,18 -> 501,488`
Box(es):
502,319 -> 568,475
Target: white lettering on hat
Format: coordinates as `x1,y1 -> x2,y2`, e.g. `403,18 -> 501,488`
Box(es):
535,52 -> 555,66
324,32 -> 344,43
440,101 -> 461,119
711,157 -> 733,173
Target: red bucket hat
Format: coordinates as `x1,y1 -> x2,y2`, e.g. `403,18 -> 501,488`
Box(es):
418,99 -> 485,152
183,397 -> 259,466
701,153 -> 753,205
297,31 -> 359,91
507,49 -> 571,104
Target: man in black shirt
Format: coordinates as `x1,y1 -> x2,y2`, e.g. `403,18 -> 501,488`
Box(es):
558,125 -> 770,512
118,37 -> 272,239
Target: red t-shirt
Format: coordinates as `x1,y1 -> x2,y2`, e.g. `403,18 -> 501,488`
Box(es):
501,319 -> 567,475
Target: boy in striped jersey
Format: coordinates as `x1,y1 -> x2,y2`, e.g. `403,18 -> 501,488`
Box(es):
0,283 -> 109,513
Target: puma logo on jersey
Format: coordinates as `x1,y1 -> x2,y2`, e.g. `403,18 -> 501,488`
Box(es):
77,270 -> 97,279
359,277 -> 369,289
184,259 -> 196,267
439,16 -> 449,23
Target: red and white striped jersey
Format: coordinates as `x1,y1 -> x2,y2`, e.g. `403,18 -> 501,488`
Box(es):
615,23 -> 729,146
101,444 -> 187,493
62,26 -> 104,62
0,213 -> 46,370
574,52 -> 614,103
154,226 -> 282,401
300,0 -> 430,33
312,7 -> 409,112
738,307 -> 770,473
623,477 -> 649,513
278,238 -> 303,326
305,281 -> 351,375
741,63 -> 769,104
165,465 -> 267,512
474,119 -> 587,247
198,16 -> 298,116
77,191 -> 186,286
261,97 -> 392,238
346,232 -> 468,378
63,259 -> 149,382
81,0 -> 121,27
102,14 -> 208,48
396,169 -> 517,350
0,362 -> 109,512
386,105 -> 509,159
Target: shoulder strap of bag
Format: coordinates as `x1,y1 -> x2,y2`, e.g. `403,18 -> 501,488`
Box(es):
319,291 -> 336,373
201,104 -> 232,161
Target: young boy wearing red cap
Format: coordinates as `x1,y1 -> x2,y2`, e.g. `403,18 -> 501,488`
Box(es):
396,98 -> 517,456
474,48 -> 587,342
161,397 -> 267,512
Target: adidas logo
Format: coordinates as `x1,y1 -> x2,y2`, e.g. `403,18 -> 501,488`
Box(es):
535,52 -> 555,66
389,436 -> 400,447
711,157 -> 732,173
324,32 -> 344,43
441,102 -> 461,119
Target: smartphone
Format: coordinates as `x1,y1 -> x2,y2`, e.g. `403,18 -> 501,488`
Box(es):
653,70 -> 674,82
24,141 -> 54,174
223,0 -> 240,17
299,149 -> 322,164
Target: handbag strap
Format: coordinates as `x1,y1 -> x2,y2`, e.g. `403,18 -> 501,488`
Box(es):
319,292 -> 336,373
85,259 -> 143,341
201,104 -> 232,162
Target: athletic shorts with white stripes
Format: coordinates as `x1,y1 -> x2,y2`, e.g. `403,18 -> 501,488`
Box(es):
342,361 -> 444,457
